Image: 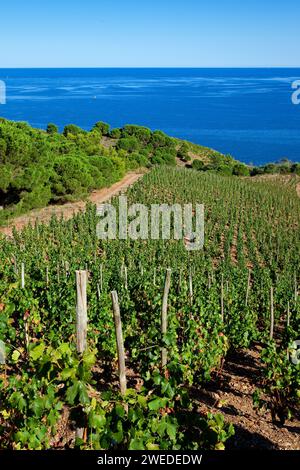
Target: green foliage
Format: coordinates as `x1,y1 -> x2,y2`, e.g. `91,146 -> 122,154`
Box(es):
0,119 -> 193,222
50,154 -> 95,202
122,125 -> 151,145
63,124 -> 86,137
291,163 -> 300,175
0,166 -> 299,449
46,123 -> 58,135
253,341 -> 300,425
110,128 -> 121,139
93,121 -> 110,136
117,136 -> 140,153
1,117 -> 297,228
251,160 -> 298,176
192,160 -> 204,171
233,163 -> 250,176
177,142 -> 190,161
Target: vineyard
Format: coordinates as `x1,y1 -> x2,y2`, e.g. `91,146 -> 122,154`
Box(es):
0,167 -> 299,450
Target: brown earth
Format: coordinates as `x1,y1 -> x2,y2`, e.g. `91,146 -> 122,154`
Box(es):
0,171 -> 145,237
195,344 -> 300,450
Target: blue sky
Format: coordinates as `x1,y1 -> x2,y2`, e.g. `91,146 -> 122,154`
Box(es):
0,0 -> 299,67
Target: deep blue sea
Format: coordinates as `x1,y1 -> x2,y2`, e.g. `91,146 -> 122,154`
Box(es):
0,68 -> 300,165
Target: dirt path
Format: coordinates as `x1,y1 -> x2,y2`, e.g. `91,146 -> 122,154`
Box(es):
0,171 -> 145,237
195,344 -> 300,450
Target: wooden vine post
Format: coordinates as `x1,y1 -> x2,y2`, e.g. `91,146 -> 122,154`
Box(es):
21,263 -> 29,349
111,290 -> 127,395
287,300 -> 290,328
124,266 -> 128,290
245,269 -> 251,307
189,269 -> 193,305
270,286 -> 274,340
161,268 -> 171,368
76,270 -> 88,354
220,274 -> 224,322
21,262 -> 25,289
99,264 -> 103,292
75,270 -> 88,441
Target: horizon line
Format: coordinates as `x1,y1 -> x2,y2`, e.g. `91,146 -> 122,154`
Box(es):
1,66 -> 300,69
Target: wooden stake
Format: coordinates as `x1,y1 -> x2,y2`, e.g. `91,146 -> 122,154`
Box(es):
287,300 -> 290,328
270,286 -> 274,340
75,270 -> 88,354
189,269 -> 193,305
100,264 -> 103,292
75,270 -> 88,441
124,266 -> 128,290
120,261 -> 124,279
161,268 -> 171,368
221,274 -> 224,322
245,270 -> 251,307
97,283 -> 101,300
111,291 -> 127,395
65,261 -> 70,277
21,263 -> 25,289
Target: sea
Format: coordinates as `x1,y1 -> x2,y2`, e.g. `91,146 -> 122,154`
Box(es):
0,68 -> 300,165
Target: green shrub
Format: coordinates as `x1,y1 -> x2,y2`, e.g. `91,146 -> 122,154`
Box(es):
63,124 -> 86,137
192,160 -> 205,171
291,163 -> 300,175
50,155 -> 94,202
46,123 -> 58,135
110,128 -> 121,139
89,155 -> 125,186
93,121 -> 110,136
233,163 -> 250,176
122,125 -> 151,144
117,137 -> 140,153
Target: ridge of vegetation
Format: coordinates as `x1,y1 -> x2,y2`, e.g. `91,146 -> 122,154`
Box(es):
1,118 -> 299,225
0,118 -> 239,224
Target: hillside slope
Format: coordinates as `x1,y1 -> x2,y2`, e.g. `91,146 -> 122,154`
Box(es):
0,118 -> 238,224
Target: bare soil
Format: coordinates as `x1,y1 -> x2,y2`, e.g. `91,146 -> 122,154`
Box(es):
195,344 -> 300,450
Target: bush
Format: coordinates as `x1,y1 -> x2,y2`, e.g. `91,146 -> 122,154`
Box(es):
50,155 -> 94,202
291,163 -> 300,175
110,128 -> 121,139
233,163 -> 250,176
93,121 -> 110,136
151,131 -> 167,148
63,124 -> 85,137
117,137 -> 140,153
125,153 -> 148,170
192,160 -> 205,171
122,125 -> 151,144
89,155 -> 125,186
46,123 -> 58,135
0,138 -> 7,163
250,166 -> 264,176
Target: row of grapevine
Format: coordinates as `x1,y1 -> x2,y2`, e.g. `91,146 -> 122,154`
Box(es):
0,167 -> 299,449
